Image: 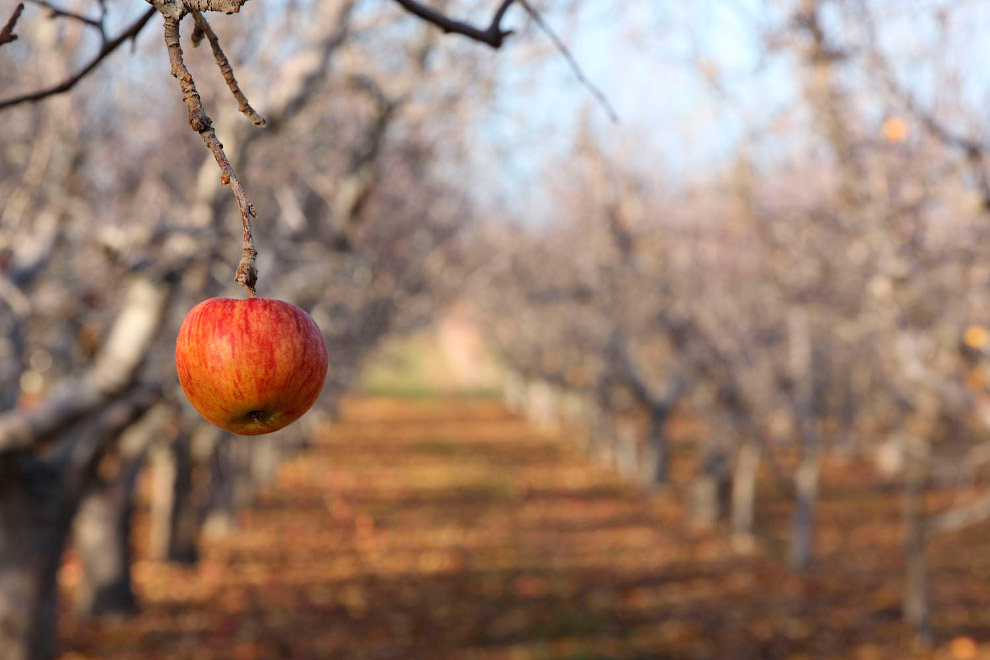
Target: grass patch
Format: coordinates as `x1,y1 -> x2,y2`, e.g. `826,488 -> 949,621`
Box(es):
358,332 -> 502,398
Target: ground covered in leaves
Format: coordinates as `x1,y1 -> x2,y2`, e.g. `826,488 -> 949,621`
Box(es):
58,397 -> 990,659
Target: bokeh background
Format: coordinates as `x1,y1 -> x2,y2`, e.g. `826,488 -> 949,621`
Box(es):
3,0 -> 990,658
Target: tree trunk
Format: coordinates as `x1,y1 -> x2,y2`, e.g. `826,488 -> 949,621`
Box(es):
641,404 -> 670,489
250,437 -> 282,488
502,370 -> 526,415
731,438 -> 762,551
689,442 -> 730,528
903,439 -> 932,647
73,402 -> 169,617
589,404 -> 615,466
202,432 -> 253,538
149,431 -> 199,564
790,423 -> 822,572
525,379 -> 558,430
72,480 -> 138,617
0,459 -> 71,660
613,415 -> 639,479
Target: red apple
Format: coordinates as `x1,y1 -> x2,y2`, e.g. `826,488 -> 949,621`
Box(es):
175,297 -> 328,435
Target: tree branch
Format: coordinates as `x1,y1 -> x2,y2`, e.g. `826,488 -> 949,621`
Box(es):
0,269 -> 175,454
0,2 -> 24,48
191,10 -> 266,126
610,332 -> 687,412
161,14 -> 258,294
516,0 -> 618,123
26,0 -> 103,33
392,0 -> 515,48
0,7 -> 156,111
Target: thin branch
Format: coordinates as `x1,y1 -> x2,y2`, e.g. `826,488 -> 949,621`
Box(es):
392,0 -> 515,48
0,2 -> 24,47
190,20 -> 205,46
516,0 -> 618,123
163,15 -> 258,294
26,0 -> 103,33
0,7 -> 155,111
191,11 -> 266,126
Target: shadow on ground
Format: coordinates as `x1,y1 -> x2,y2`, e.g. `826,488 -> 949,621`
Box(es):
58,397 -> 990,660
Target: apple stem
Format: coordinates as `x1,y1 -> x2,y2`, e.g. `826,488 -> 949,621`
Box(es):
161,11 -> 260,298
237,242 -> 258,297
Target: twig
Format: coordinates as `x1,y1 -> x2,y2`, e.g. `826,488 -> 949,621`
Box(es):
191,11 -> 266,126
0,2 -> 24,47
190,20 -> 204,46
26,0 -> 103,34
392,0 -> 617,121
392,0 -> 515,48
0,7 -> 155,110
516,0 -> 618,123
163,15 -> 258,295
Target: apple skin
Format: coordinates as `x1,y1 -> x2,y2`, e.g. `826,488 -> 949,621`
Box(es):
175,297 -> 328,435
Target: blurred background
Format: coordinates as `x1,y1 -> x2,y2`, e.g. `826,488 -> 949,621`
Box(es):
3,0 -> 990,658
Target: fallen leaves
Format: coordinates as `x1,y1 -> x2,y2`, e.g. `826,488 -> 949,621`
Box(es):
57,397 -> 990,660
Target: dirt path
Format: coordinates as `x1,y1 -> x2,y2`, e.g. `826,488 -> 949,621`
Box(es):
58,397 -> 957,660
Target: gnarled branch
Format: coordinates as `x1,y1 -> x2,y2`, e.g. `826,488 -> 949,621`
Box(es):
161,13 -> 258,294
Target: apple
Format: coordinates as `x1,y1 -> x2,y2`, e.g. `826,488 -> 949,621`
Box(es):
175,297 -> 328,435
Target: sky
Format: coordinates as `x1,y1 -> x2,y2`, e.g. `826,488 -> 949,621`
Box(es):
467,0 -> 799,223
8,0 -> 989,227
466,0 -> 990,224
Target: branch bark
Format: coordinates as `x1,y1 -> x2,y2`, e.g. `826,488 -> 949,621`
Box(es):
161,14 -> 259,294
0,2 -> 23,47
392,0 -> 515,48
191,11 -> 266,126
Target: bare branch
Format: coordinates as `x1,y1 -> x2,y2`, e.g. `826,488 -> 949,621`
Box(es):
0,7 -> 156,111
190,19 -> 204,46
26,0 -> 103,33
191,11 -> 266,126
611,332 -> 685,412
392,0 -> 515,48
162,14 -> 258,294
151,0 -> 249,22
180,0 -> 248,15
391,0 -> 617,121
516,0 -> 618,123
0,2 -> 24,47
0,271 -> 174,454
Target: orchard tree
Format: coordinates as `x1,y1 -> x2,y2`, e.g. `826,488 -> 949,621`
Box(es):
0,1 -> 610,658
